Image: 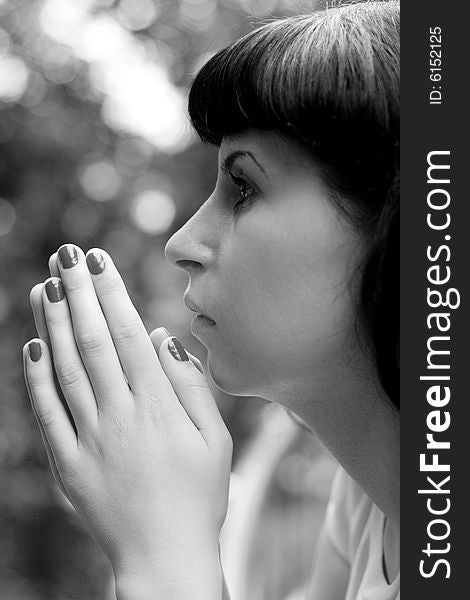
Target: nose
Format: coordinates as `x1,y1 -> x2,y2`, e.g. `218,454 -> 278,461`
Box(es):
164,199 -> 218,272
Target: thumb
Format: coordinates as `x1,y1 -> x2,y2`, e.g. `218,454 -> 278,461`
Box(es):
149,328 -> 230,446
150,327 -> 204,373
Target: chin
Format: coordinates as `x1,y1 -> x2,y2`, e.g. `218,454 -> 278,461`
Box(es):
206,355 -> 256,398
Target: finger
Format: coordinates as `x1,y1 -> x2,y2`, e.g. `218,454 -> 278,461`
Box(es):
31,282 -> 77,435
42,277 -> 99,431
30,283 -> 50,344
156,334 -> 230,448
24,363 -> 70,500
31,281 -> 82,435
49,252 -> 59,277
54,245 -> 131,405
83,248 -> 176,402
150,327 -> 204,374
23,339 -> 78,468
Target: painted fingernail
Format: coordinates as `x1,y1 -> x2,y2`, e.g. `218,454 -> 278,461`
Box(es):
28,341 -> 42,362
58,245 -> 79,269
45,279 -> 65,303
86,251 -> 105,275
168,337 -> 189,361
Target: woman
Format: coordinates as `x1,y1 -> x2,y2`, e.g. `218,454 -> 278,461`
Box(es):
23,2 -> 400,599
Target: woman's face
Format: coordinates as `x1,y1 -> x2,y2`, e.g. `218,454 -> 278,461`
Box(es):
165,130 -> 368,401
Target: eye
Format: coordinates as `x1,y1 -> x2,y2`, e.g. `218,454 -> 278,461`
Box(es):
230,175 -> 256,213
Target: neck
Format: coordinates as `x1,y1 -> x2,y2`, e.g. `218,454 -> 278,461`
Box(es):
265,359 -> 400,527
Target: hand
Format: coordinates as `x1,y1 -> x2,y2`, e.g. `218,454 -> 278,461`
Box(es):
22,244 -> 233,589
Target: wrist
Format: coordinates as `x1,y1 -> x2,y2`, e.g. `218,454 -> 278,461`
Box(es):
114,549 -> 223,600
116,575 -> 223,600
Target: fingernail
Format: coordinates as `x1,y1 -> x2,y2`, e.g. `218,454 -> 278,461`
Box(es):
58,245 -> 79,269
45,279 -> 65,303
168,337 -> 189,361
86,251 -> 105,275
28,341 -> 42,362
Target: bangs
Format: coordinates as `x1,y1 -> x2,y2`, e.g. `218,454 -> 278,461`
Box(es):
188,4 -> 400,156
188,16 -> 318,145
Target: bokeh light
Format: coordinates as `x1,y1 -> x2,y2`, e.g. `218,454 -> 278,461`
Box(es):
0,56 -> 29,101
39,0 -> 92,43
74,15 -> 129,63
180,0 -> 218,31
100,61 -> 190,150
78,158 -> 122,202
39,1 -> 190,151
117,0 -> 159,31
0,198 -> 16,236
130,189 -> 176,235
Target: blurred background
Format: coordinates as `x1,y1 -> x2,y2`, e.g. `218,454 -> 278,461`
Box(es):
0,1 -> 337,598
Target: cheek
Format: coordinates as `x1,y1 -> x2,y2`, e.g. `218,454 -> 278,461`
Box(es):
208,218 -> 362,394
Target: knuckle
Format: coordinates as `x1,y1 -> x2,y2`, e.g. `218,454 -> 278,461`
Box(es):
61,276 -> 83,294
44,308 -> 67,326
37,407 -> 58,430
76,330 -> 107,353
25,362 -> 47,389
184,379 -> 209,392
27,373 -> 45,392
112,320 -> 142,344
56,363 -> 84,389
98,278 -> 125,299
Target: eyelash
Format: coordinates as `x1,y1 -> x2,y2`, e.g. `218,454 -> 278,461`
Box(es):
230,175 -> 256,213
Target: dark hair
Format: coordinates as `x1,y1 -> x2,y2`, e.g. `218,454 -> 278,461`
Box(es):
188,1 -> 400,409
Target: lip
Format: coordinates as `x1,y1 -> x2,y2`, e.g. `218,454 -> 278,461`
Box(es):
183,295 -> 216,324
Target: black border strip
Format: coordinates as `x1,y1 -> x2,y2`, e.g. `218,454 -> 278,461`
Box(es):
402,1 -> 468,596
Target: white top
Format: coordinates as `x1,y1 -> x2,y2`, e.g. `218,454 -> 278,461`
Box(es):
324,467 -> 400,600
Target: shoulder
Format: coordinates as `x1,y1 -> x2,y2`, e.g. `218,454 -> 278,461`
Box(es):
305,466 -> 367,600
322,467 -> 400,600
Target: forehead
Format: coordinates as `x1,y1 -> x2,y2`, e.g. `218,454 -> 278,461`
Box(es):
219,130 -> 315,172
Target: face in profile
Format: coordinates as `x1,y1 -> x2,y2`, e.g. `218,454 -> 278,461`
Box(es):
165,130 -> 369,404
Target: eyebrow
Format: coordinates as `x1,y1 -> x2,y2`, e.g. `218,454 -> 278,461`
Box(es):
221,150 -> 267,176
